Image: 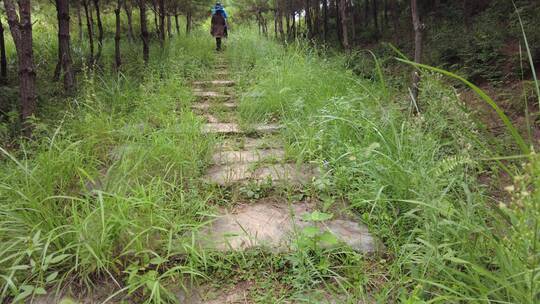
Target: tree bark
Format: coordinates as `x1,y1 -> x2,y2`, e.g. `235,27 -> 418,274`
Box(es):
323,0 -> 328,41
124,0 -> 135,40
54,0 -> 74,92
463,0 -> 471,34
115,0 -> 122,70
186,12 -> 192,34
167,14 -> 172,38
158,0 -> 165,44
152,0 -> 159,37
411,0 -> 423,112
305,0 -> 311,38
335,0 -> 342,44
0,18 -> 7,83
93,0 -> 104,60
77,1 -> 83,41
138,0 -> 150,64
372,0 -> 379,40
82,0 -> 95,65
3,0 -> 37,129
174,13 -> 180,34
338,0 -> 349,49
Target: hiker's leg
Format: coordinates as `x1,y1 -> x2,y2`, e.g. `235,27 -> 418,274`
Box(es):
216,38 -> 222,51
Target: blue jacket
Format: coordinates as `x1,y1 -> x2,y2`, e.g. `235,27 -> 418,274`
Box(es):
211,5 -> 228,19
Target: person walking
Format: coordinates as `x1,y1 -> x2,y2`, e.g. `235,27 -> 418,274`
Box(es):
210,3 -> 227,51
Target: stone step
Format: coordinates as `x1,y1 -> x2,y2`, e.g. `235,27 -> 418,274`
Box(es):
196,202 -> 379,254
212,148 -> 285,165
215,70 -> 229,76
192,80 -> 235,87
203,113 -> 220,123
204,163 -> 318,186
219,137 -> 283,151
202,123 -> 281,135
194,91 -> 231,99
191,102 -> 237,111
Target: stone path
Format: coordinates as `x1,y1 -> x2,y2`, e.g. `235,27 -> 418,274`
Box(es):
191,57 -> 378,257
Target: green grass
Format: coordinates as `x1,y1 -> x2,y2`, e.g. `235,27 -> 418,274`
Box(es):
0,9 -> 538,303
225,27 -> 539,303
0,18 -> 221,301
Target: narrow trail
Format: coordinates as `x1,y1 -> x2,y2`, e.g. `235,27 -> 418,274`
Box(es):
189,55 -> 378,267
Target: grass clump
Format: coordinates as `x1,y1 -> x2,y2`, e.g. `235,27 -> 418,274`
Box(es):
225,28 -> 538,303
0,31 -> 217,302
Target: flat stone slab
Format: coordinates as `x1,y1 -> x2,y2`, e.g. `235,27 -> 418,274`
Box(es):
220,137 -> 283,150
193,80 -> 235,87
212,148 -> 285,164
191,102 -> 237,111
203,113 -> 220,123
196,202 -> 378,253
215,71 -> 229,76
194,91 -> 231,99
203,123 -> 241,134
202,123 -> 281,135
205,163 -> 318,185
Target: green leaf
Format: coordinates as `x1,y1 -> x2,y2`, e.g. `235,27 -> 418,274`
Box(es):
34,287 -> 47,295
319,231 -> 339,246
149,257 -> 166,265
13,285 -> 34,302
302,226 -> 320,238
46,271 -> 59,283
50,254 -> 71,264
302,211 -> 333,222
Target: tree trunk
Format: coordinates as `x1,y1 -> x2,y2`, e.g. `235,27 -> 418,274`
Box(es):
323,0 -> 328,41
158,0 -> 165,44
372,0 -> 379,40
82,0 -> 95,65
349,0 -> 356,45
463,0 -> 471,34
93,0 -> 104,60
167,14 -> 172,38
291,11 -> 296,38
0,18 -> 7,83
115,0 -> 122,70
125,0 -> 135,40
305,0 -> 311,38
336,0 -> 343,46
364,0 -> 370,27
3,0 -> 37,130
138,0 -> 150,64
411,0 -> 423,112
313,0 -> 320,39
54,0 -> 75,91
77,1 -> 84,41
338,0 -> 349,49
186,12 -> 192,34
175,14 -> 180,34
285,11 -> 291,39
278,8 -> 285,40
152,0 -> 159,37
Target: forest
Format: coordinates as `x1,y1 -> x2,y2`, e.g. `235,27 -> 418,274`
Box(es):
0,0 -> 539,303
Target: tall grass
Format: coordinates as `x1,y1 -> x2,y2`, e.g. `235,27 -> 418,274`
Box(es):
226,27 -> 539,303
0,24 -> 217,302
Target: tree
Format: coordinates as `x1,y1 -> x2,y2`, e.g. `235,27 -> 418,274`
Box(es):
124,0 -> 135,40
0,15 -> 7,83
338,0 -> 349,49
411,0 -> 423,113
115,0 -> 122,70
3,0 -> 37,129
93,0 -> 104,60
82,0 -> 95,64
53,0 -> 75,92
138,0 -> 150,63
